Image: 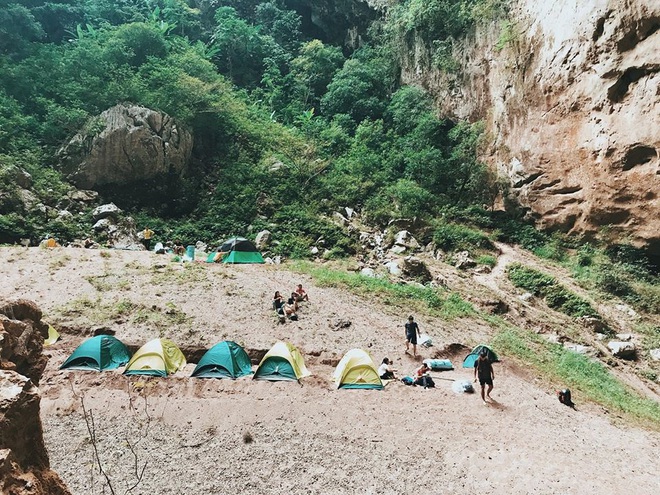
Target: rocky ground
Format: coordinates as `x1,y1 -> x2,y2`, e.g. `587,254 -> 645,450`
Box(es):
1,246 -> 659,494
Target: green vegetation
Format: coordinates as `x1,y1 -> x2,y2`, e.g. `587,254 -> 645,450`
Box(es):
507,263 -> 597,318
492,325 -> 660,427
291,261 -> 474,320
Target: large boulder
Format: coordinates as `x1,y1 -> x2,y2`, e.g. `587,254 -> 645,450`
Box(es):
58,104 -> 193,189
401,256 -> 432,283
94,216 -> 143,250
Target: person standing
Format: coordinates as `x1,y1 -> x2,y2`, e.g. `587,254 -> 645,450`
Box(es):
474,349 -> 495,404
141,227 -> 154,251
404,315 -> 421,357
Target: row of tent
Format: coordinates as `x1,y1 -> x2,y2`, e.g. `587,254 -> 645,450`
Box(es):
60,336 -> 498,389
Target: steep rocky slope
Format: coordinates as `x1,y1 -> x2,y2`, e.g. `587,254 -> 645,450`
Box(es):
401,0 -> 659,254
0,299 -> 71,495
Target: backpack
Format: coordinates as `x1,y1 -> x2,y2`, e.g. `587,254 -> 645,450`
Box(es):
401,376 -> 414,385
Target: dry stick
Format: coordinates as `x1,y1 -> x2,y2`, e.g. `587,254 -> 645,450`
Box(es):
123,438 -> 147,495
79,395 -> 116,495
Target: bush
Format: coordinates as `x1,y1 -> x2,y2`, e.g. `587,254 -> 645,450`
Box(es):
433,222 -> 492,253
507,263 -> 555,296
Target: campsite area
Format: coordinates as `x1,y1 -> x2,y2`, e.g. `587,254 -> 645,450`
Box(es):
2,246 -> 659,494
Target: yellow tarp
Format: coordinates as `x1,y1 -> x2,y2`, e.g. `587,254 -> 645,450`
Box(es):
124,338 -> 186,376
333,348 -> 383,389
44,325 -> 60,346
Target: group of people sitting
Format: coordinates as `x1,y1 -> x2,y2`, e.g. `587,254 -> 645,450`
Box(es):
377,358 -> 435,389
273,284 -> 309,323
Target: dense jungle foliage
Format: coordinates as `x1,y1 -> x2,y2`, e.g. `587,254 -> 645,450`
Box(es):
0,0 -> 505,248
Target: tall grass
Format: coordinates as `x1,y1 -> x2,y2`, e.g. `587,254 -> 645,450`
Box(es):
492,324 -> 660,428
290,261 -> 474,319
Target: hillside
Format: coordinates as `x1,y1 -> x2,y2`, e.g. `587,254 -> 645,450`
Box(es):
1,245 -> 658,494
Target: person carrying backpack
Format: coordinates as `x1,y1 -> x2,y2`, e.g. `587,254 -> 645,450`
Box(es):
473,349 -> 495,404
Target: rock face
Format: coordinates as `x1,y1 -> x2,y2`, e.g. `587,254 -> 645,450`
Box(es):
400,0 -> 660,254
0,299 -> 71,495
58,104 -> 193,190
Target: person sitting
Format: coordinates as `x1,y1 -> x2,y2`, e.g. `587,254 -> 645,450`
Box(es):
414,362 -> 435,389
273,291 -> 286,322
378,358 -> 397,380
294,284 -> 309,302
284,298 -> 298,320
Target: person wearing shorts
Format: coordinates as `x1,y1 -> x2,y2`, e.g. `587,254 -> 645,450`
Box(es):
474,349 -> 495,404
404,315 -> 420,357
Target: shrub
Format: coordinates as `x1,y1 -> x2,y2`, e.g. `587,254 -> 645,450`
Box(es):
433,222 -> 492,253
507,263 -> 555,295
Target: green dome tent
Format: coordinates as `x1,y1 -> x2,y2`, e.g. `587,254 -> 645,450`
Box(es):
219,237 -> 264,264
253,341 -> 310,382
462,344 -> 499,368
124,338 -> 186,377
191,341 -> 253,379
333,349 -> 383,390
60,335 -> 131,371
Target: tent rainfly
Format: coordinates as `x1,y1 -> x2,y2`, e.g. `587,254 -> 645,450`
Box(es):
218,237 -> 264,264
124,338 -> 186,377
60,335 -> 131,371
462,344 -> 499,368
253,341 -> 310,382
333,349 -> 383,389
192,341 -> 253,379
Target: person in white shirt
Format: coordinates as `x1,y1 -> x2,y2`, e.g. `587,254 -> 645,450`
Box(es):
377,357 -> 397,379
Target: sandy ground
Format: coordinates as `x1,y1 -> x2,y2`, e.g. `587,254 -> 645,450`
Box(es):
1,246 -> 659,494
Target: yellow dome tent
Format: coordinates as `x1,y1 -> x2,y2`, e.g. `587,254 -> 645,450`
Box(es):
123,338 -> 186,377
333,349 -> 383,389
253,341 -> 310,382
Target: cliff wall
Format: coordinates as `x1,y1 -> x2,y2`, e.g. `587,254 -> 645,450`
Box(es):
400,0 -> 659,253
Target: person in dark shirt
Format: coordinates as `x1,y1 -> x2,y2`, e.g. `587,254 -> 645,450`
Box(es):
404,315 -> 421,357
474,349 -> 495,404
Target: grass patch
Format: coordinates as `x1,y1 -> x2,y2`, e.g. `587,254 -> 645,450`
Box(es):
150,262 -> 211,285
476,254 -> 497,267
507,263 -> 597,318
289,261 -> 474,319
491,324 -> 660,428
52,297 -> 191,330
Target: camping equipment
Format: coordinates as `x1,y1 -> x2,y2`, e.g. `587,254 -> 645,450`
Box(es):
124,338 -> 186,377
192,341 -> 253,379
423,359 -> 453,371
253,341 -> 310,381
333,349 -> 383,389
218,237 -> 265,264
60,335 -> 131,371
462,344 -> 499,368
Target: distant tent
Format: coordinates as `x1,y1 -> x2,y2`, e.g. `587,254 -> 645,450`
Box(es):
253,341 -> 310,382
124,338 -> 186,377
333,349 -> 383,390
60,335 -> 130,371
462,344 -> 499,368
192,341 -> 252,379
44,325 -> 60,347
219,237 -> 264,264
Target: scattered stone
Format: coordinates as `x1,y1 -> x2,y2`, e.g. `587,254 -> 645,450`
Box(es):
453,251 -> 476,269
254,230 -> 271,250
650,349 -> 660,361
92,203 -> 122,221
195,241 -> 208,253
385,260 -> 401,276
344,207 -> 355,219
330,318 -> 352,330
474,265 -> 492,274
479,299 -> 509,315
615,333 -> 633,342
401,256 -> 432,283
563,342 -> 596,356
57,210 -> 74,220
393,230 -> 419,250
332,212 -> 349,226
607,341 -> 636,360
310,246 -> 319,255
518,292 -> 533,302
577,316 -> 608,333
360,267 -> 376,277
67,189 -> 98,202
615,304 -> 638,318
389,245 -> 407,255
